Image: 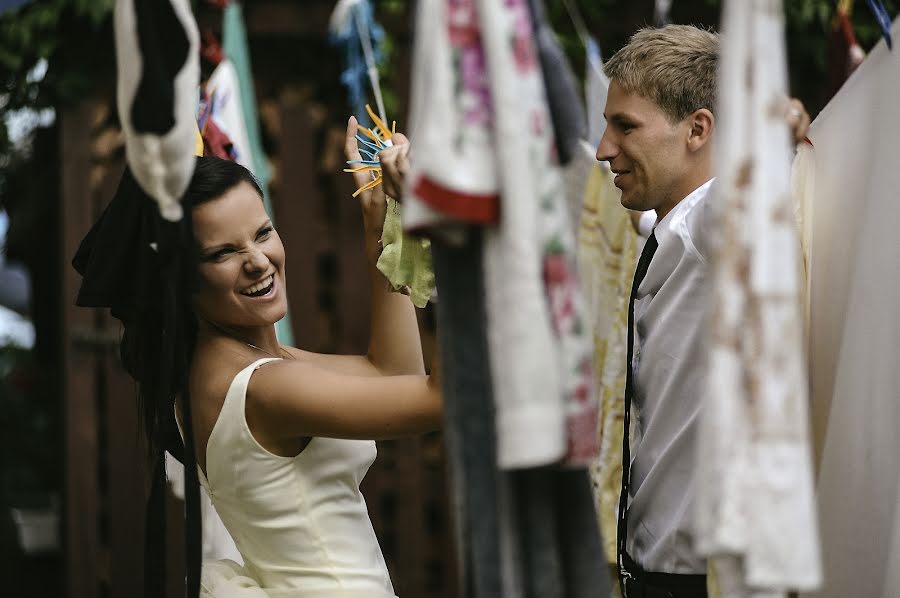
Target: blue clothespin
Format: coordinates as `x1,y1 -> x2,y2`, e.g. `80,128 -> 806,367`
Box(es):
866,0 -> 893,50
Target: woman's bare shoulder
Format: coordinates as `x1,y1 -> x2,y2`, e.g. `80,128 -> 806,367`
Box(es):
191,337 -> 261,402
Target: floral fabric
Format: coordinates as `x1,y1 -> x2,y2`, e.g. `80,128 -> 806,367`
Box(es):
404,0 -> 598,469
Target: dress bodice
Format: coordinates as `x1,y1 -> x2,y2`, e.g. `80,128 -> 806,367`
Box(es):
195,358 -> 396,598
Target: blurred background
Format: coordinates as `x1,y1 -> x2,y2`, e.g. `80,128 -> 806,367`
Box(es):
0,0 -> 893,596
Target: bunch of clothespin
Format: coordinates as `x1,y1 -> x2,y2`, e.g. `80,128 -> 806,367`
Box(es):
344,103 -> 396,198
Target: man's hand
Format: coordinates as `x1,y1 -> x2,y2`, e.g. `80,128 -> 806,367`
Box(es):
378,132 -> 411,201
785,98 -> 811,145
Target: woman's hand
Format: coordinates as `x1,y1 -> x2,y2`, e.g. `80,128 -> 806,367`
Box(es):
377,132 -> 411,201
345,116 -> 388,246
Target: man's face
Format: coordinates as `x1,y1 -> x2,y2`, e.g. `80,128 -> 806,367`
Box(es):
596,81 -> 692,215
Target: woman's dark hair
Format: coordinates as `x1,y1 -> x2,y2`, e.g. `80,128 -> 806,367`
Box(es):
183,154 -> 264,211
74,156 -> 264,597
72,157 -> 263,596
119,156 -> 264,458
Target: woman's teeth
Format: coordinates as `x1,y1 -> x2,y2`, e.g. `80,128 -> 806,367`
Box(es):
242,275 -> 274,296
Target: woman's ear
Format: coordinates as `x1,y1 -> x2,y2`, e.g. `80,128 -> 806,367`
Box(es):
687,108 -> 715,152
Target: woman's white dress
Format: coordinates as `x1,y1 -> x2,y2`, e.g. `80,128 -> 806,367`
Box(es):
192,358 -> 397,598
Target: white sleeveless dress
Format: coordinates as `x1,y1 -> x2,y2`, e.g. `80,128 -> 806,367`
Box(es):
191,358 -> 397,598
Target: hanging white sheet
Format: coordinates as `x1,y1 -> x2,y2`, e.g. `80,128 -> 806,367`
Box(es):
799,15 -> 900,598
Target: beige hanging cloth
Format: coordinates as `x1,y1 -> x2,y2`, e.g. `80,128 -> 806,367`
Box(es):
578,159 -> 640,564
797,15 -> 900,598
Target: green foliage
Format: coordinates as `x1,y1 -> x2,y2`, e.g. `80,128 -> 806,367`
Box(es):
0,0 -> 113,112
0,0 -> 114,192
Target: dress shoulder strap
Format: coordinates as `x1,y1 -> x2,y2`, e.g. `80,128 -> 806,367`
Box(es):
218,357 -> 282,423
204,357 -> 282,483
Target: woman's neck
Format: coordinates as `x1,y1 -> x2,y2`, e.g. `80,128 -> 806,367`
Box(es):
197,318 -> 282,357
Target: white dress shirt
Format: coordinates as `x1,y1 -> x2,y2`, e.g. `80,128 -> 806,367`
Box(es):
627,178 -> 715,574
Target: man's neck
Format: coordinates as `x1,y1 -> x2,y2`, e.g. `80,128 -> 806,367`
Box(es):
656,171 -> 714,223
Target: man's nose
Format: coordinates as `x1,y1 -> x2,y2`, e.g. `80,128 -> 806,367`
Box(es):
596,130 -> 618,163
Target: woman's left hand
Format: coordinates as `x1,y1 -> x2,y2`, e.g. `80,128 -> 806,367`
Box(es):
345,116 -> 388,243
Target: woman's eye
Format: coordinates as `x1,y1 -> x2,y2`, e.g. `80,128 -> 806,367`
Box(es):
208,249 -> 233,261
257,227 -> 273,240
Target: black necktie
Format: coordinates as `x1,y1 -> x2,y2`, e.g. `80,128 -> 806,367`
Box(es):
617,230 -> 658,578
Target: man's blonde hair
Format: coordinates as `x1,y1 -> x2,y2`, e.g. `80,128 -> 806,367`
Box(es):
604,25 -> 719,123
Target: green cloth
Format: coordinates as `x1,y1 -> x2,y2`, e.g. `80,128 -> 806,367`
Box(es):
376,198 -> 434,308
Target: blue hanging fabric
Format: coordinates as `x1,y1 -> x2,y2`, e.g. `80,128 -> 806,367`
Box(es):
329,0 -> 387,128
866,0 -> 893,49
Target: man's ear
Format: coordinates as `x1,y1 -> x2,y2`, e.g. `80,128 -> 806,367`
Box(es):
686,108 -> 714,152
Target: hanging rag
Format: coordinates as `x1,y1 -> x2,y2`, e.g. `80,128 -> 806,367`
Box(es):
114,0 -> 200,221
403,0 -> 500,240
695,1 -> 822,595
376,198 -> 435,308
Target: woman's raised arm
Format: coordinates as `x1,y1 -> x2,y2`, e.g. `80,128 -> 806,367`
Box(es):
246,359 -> 440,442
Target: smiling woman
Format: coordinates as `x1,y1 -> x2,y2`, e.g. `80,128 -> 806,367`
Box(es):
74,136 -> 441,596
190,175 -> 288,333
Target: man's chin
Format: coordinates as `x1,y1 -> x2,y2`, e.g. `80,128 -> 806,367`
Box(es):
619,193 -> 640,211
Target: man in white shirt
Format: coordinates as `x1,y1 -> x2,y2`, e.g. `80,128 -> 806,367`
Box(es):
597,25 -> 809,598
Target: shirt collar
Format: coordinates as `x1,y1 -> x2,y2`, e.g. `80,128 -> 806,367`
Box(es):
653,178 -> 715,240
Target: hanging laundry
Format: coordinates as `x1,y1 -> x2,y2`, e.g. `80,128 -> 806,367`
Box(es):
197,89 -> 237,161
797,16 -> 900,598
526,0 -> 591,241
585,37 -> 610,148
329,0 -> 388,127
202,62 -> 248,166
789,141 -> 815,354
403,0 -> 500,240
476,0 -> 596,469
695,1 -> 822,596
827,0 -> 867,101
578,159 -> 641,565
222,2 -> 272,190
865,0 -> 894,49
220,2 -> 292,345
655,0 -> 674,26
114,0 -> 200,221
527,0 -> 587,166
377,197 -> 435,308
404,2 -> 607,595
404,0 -> 596,467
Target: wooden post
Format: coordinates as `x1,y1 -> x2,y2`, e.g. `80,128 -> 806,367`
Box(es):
394,437 -> 427,595
94,158 -> 149,596
333,169 -> 370,354
61,100 -> 100,598
274,90 -> 326,351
